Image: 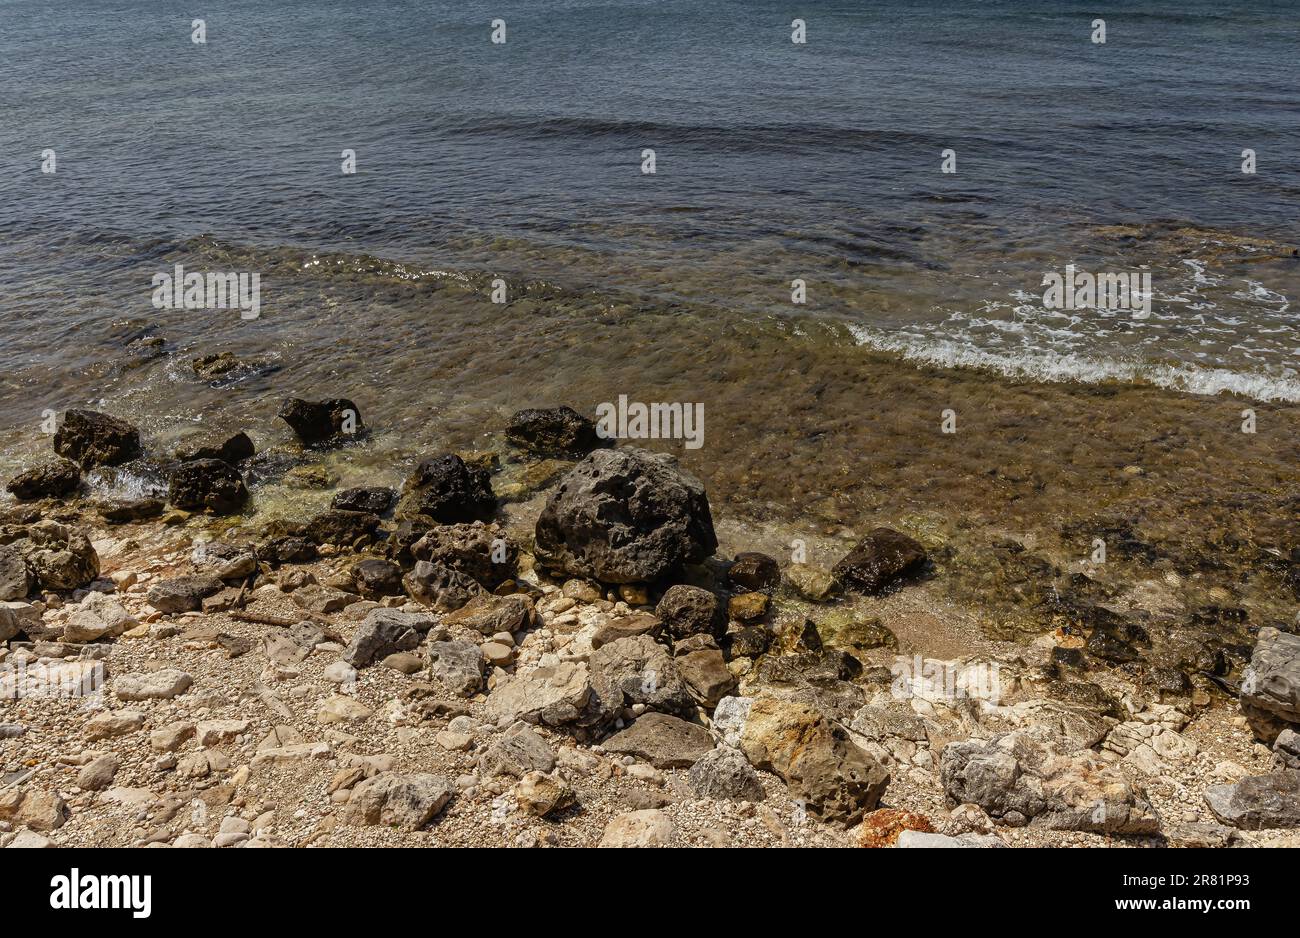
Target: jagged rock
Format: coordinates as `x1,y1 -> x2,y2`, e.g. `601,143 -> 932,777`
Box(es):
147,575 -> 224,613
53,410 -> 140,467
352,558 -> 404,598
832,527 -> 927,594
940,729 -> 1161,834
168,459 -> 248,514
291,584 -> 357,614
1204,772 -> 1300,830
173,431 -> 254,464
484,660 -> 596,728
1241,628 -> 1300,743
0,545 -> 33,601
195,540 -> 258,581
442,594 -> 532,635
343,609 -> 432,667
534,447 -> 717,584
115,669 -> 193,701
0,601 -> 41,642
96,497 -> 166,523
675,645 -> 737,708
63,592 -> 137,642
403,560 -> 486,612
515,771 -> 575,817
427,640 -> 485,697
857,808 -> 936,847
303,508 -> 381,546
604,713 -> 714,768
341,773 -> 453,831
506,406 -> 601,458
478,725 -> 556,778
260,535 -> 317,566
411,521 -> 516,586
9,521 -> 99,590
332,486 -> 396,514
590,634 -> 694,716
725,626 -> 772,659
1275,729 -> 1300,771
278,398 -> 363,446
6,459 -> 80,501
655,585 -> 726,640
0,789 -> 68,831
396,454 -> 496,524
689,745 -> 766,801
591,614 -> 661,649
727,552 -> 780,593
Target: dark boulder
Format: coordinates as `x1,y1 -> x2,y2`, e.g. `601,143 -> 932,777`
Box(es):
727,552 -> 781,593
96,497 -> 166,524
832,528 -> 927,594
534,448 -> 717,584
303,509 -> 381,546
146,575 -> 224,614
277,398 -> 363,446
410,521 -> 516,587
173,430 -> 255,464
53,410 -> 141,468
403,560 -> 487,612
655,585 -> 726,641
353,558 -> 404,598
332,486 -> 396,514
167,459 -> 248,515
396,454 -> 496,524
6,459 -> 81,501
506,406 -> 602,458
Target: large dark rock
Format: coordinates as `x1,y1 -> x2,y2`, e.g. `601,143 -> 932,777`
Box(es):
832,527 -> 928,594
303,509 -> 381,546
332,486 -> 396,514
403,560 -> 486,612
353,558 -> 404,598
396,454 -> 496,524
534,448 -> 717,584
53,410 -> 141,468
727,552 -> 781,593
173,430 -> 255,464
146,575 -> 224,614
277,398 -> 363,446
343,609 -> 432,668
506,406 -> 602,458
1241,628 -> 1300,743
410,521 -> 516,587
6,459 -> 81,501
655,585 -> 726,641
167,459 -> 248,514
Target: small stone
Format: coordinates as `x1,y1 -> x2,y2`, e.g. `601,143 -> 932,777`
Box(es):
599,809 -> 673,847
115,669 -> 193,701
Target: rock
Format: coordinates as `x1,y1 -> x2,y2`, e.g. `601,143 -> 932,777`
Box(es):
147,575 -> 224,613
278,398 -> 363,446
63,592 -> 137,642
725,626 -> 772,659
53,409 -> 141,467
196,719 -> 249,746
1240,627 -> 1300,743
515,771 -> 576,817
832,527 -> 928,594
604,713 -> 715,768
591,614 -> 660,649
675,646 -> 737,708
403,560 -> 486,612
939,729 -> 1161,834
168,459 -> 248,514
396,454 -> 496,524
12,521 -> 99,590
895,830 -> 1005,848
0,545 -> 33,601
341,773 -> 454,831
343,608 -> 429,667
599,809 -> 673,847
427,640 -> 485,697
0,789 -> 68,831
712,696 -> 753,747
115,669 -> 192,701
688,745 -> 765,801
411,521 -> 516,587
317,695 -> 373,724
727,592 -> 769,622
352,558 -> 404,598
291,584 -> 358,614
506,406 -> 601,458
150,723 -> 195,752
590,634 -> 694,716
331,486 -> 396,514
478,725 -> 556,778
86,710 -> 145,741
5,831 -> 54,848
323,661 -> 357,685
442,594 -> 532,635
739,695 -> 890,826
655,585 -> 726,640
6,459 -> 80,501
97,497 -> 166,523
0,601 -> 40,642
1204,772 -> 1300,830
303,509 -> 381,546
785,564 -> 837,602
728,552 -> 781,593
484,660 -> 596,729
857,808 -> 936,847
76,753 -> 121,791
173,430 -> 255,464
1275,729 -> 1300,771
534,447 -> 717,584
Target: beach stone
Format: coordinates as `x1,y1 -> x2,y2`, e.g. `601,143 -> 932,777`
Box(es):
785,564 -> 837,602
832,527 -> 927,594
12,521 -> 99,590
196,719 -> 249,746
291,584 -> 357,614
352,558 -> 404,598
147,575 -> 224,613
1240,627 -> 1300,743
725,626 -> 772,659
0,790 -> 68,831
150,723 -> 195,752
411,521 -> 517,587
857,808 -> 935,847
331,486 -> 396,514
173,430 -> 254,464
403,560 -> 486,612
442,593 -> 532,635
1275,729 -> 1300,771
5,831 -> 54,848
656,585 -> 726,640
0,601 -> 40,642
168,459 -> 248,514
303,509 -> 380,546
75,753 -> 121,791
506,406 -> 601,458
675,646 -> 737,708
896,830 -> 1005,848
515,771 -> 576,817
383,652 -> 423,674
341,773 -> 454,831
6,459 -> 80,501
478,725 -> 556,778
728,552 -> 780,593
427,640 -> 485,697
590,634 -> 694,716
0,546 -> 33,601
317,695 -> 372,724
396,454 -> 496,524
63,592 -> 137,642
599,809 -> 673,847
688,745 -> 766,801
86,710 -> 145,741
727,591 -> 769,622
534,447 -> 717,584
484,660 -> 596,728
604,713 -> 714,768
97,497 -> 166,523
54,409 -> 141,468
1204,772 -> 1300,830
115,669 -> 193,701
591,613 -> 660,649
343,608 -> 427,667
278,397 -> 363,446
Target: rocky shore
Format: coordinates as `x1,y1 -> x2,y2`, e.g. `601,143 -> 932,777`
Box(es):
1,402 -> 1298,849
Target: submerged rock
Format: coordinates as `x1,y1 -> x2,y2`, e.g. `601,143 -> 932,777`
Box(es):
168,459 -> 248,514
832,527 -> 928,594
332,486 -> 396,514
396,454 -> 496,524
727,552 -> 781,593
506,406 -> 602,458
5,459 -> 80,501
53,409 -> 141,468
278,397 -> 363,446
173,430 -> 255,465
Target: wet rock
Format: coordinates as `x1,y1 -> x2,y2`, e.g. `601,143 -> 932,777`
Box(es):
506,406 -> 601,458
277,398 -> 363,446
427,640 -> 485,697
6,459 -> 80,501
173,431 -> 254,464
1240,627 -> 1300,743
603,713 -> 714,768
332,486 -> 396,514
260,536 -> 317,566
343,609 -> 431,667
727,591 -> 769,622
832,528 -> 927,594
341,773 -> 454,831
785,564 -> 837,602
168,459 -> 248,514
303,508 -> 381,546
115,669 -> 193,701
403,560 -> 486,612
688,745 -> 766,801
1204,771 -> 1300,830
534,447 -> 717,584
147,575 -> 224,613
9,521 -> 99,590
396,454 -> 496,524
411,521 -> 516,587
442,594 -> 533,635
0,545 -> 34,601
53,410 -> 141,468
478,725 -> 556,778
725,626 -> 772,660
655,585 -> 726,641
352,558 -> 404,598
515,771 -> 576,817
727,552 -> 780,593
590,634 -> 694,716
599,809 -> 673,847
